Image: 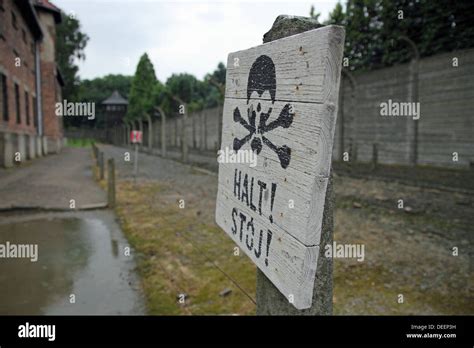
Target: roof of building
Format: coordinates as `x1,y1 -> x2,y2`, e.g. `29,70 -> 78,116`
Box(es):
102,91 -> 129,105
33,0 -> 62,24
15,0 -> 43,40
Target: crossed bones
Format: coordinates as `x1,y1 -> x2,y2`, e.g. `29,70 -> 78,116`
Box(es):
232,101 -> 294,169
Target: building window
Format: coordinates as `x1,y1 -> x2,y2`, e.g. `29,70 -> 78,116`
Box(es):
25,91 -> 30,126
0,5 -> 4,40
11,11 -> 17,30
33,96 -> 37,128
14,83 -> 20,124
1,73 -> 8,121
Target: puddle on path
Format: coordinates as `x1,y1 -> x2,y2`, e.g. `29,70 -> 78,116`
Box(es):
0,211 -> 145,315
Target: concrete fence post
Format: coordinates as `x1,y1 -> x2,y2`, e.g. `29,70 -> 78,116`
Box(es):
181,110 -> 188,163
203,110 -> 208,151
122,124 -> 126,146
156,106 -> 167,158
340,69 -> 357,162
99,151 -> 104,180
372,143 -> 378,170
192,111 -> 197,149
255,15 -> 335,316
174,117 -> 178,148
107,158 -> 116,208
146,113 -> 153,153
172,96 -> 188,163
138,119 -> 144,151
399,35 -> 420,167
198,111 -> 202,150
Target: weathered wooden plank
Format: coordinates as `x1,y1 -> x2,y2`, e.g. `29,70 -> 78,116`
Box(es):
215,188 -> 319,310
225,25 -> 345,105
216,25 -> 345,309
219,99 -> 339,246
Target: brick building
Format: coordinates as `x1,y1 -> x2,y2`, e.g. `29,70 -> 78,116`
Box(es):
0,0 -> 64,168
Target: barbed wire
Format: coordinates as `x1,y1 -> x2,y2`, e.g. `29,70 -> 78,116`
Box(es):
175,231 -> 257,306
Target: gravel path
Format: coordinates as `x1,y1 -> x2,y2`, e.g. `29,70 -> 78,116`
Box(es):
0,147 -> 106,210
98,144 -> 217,184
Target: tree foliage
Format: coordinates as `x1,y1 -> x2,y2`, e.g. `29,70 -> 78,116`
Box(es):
75,58 -> 227,126
127,53 -> 157,121
65,74 -> 132,128
320,0 -> 474,71
56,12 -> 89,101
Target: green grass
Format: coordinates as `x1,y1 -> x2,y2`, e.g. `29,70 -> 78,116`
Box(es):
66,138 -> 96,148
114,180 -> 256,315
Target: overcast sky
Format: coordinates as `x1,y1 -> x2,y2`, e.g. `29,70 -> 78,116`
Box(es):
53,0 -> 340,82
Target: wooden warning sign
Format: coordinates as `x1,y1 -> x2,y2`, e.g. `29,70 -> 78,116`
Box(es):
215,25 -> 345,309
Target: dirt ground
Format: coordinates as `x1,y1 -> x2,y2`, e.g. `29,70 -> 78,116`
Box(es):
333,173 -> 472,314
98,144 -> 473,315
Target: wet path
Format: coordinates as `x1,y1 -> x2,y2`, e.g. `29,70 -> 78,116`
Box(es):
0,147 -> 106,210
0,148 -> 146,314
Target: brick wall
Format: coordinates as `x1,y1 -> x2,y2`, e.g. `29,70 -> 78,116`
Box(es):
0,0 -> 38,136
37,8 -> 63,139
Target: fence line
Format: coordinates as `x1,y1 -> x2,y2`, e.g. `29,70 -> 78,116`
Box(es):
66,48 -> 474,169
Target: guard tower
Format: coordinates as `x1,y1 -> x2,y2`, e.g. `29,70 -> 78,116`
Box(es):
101,90 -> 128,142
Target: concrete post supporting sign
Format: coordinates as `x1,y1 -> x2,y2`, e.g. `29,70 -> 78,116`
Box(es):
255,16 -> 343,315
215,15 -> 345,313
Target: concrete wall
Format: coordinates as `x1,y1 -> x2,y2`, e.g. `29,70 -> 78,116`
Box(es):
0,130 -> 56,167
81,48 -> 474,170
332,48 -> 474,168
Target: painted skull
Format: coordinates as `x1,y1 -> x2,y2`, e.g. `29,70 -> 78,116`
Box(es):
233,55 -> 294,169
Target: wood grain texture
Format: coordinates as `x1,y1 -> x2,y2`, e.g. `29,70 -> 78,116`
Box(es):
216,25 -> 345,309
225,25 -> 345,105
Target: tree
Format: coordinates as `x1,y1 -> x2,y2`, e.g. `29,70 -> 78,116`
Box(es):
320,0 -> 474,71
165,73 -> 199,114
207,62 -> 226,86
204,62 -> 227,106
56,12 -> 89,101
127,53 -> 157,121
325,2 -> 345,25
309,5 -> 321,21
71,74 -> 133,128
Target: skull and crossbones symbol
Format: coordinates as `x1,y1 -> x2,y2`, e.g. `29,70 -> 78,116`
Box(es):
233,55 -> 294,169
